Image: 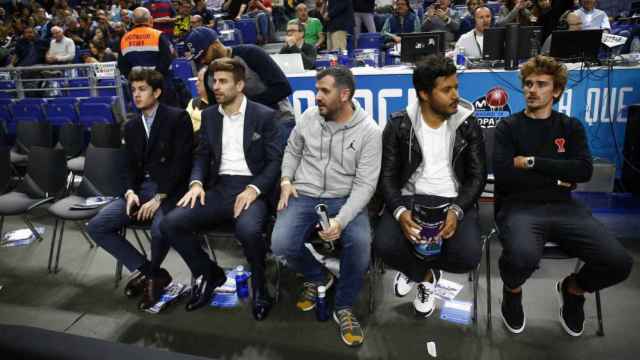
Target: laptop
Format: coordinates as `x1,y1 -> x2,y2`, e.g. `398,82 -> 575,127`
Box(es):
270,53 -> 306,74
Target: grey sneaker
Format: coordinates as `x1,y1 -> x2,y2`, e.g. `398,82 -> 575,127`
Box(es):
296,273 -> 334,311
333,308 -> 364,347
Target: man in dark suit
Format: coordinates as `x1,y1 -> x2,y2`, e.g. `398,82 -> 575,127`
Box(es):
161,57 -> 282,320
87,69 -> 194,310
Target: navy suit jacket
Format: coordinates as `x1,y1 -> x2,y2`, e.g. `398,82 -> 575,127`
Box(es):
191,98 -> 282,196
124,103 -> 194,211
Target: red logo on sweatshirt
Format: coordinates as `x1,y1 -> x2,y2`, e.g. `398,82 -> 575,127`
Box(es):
554,138 -> 566,153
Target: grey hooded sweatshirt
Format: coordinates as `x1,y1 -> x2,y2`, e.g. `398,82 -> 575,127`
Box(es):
281,100 -> 382,228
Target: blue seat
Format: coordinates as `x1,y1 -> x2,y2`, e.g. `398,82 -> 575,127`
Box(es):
235,18 -> 258,45
171,58 -> 195,82
68,79 -> 91,97
79,96 -> 116,105
97,79 -> 117,97
48,97 -> 78,106
357,32 -> 382,50
44,103 -> 79,126
78,103 -> 114,127
221,28 -> 243,46
0,98 -> 12,107
10,100 -> 46,123
0,81 -> 15,98
0,104 -> 14,137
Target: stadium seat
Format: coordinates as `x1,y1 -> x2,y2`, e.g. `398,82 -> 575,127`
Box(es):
97,79 -> 117,97
357,32 -> 383,50
44,103 -> 79,127
48,97 -> 78,106
67,79 -> 91,97
235,18 -> 258,45
171,58 -> 196,82
10,99 -> 46,123
0,81 -> 15,98
78,103 -> 114,127
79,96 -> 116,105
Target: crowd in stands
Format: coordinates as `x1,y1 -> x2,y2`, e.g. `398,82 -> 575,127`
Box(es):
1,0 -> 638,70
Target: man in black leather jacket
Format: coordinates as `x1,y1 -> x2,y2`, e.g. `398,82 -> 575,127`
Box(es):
374,55 -> 486,318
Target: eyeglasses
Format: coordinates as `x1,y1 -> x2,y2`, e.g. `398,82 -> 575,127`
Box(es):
286,29 -> 300,34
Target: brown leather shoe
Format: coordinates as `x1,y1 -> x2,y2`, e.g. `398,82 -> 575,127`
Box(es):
138,269 -> 173,310
124,271 -> 146,298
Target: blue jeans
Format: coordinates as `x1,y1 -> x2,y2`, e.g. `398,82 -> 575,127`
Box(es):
271,195 -> 371,309
244,11 -> 271,40
87,180 -> 168,274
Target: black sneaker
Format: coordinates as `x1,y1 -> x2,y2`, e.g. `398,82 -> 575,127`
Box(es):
556,278 -> 585,337
501,287 -> 526,334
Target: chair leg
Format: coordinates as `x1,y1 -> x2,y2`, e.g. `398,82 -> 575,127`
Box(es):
132,230 -> 148,259
368,259 -> 377,314
0,216 -> 4,238
595,290 -> 604,336
48,218 -> 60,274
473,268 -> 479,324
22,215 -> 43,242
486,231 -> 493,330
203,234 -> 216,263
115,261 -> 123,287
53,220 -> 66,273
76,222 -> 95,248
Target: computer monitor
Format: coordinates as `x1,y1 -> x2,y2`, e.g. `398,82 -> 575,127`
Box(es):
550,29 -> 603,62
483,27 -> 506,61
400,31 -> 446,63
517,26 -> 544,60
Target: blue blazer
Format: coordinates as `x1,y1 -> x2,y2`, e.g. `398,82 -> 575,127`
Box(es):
191,98 -> 282,196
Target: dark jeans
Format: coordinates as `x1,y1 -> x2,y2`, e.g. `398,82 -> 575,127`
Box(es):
374,195 -> 482,283
497,199 -> 633,292
87,180 -> 169,275
161,176 -> 269,289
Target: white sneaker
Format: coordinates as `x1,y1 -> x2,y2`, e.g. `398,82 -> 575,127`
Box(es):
413,270 -> 440,317
393,272 -> 414,297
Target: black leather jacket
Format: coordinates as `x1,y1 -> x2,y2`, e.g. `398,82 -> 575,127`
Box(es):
380,110 -> 487,217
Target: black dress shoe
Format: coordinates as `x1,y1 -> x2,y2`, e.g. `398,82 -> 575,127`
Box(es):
139,269 -> 173,310
124,271 -> 146,298
252,288 -> 273,321
185,265 -> 226,312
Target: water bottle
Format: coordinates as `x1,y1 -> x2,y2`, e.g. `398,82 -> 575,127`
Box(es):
456,47 -> 466,68
235,265 -> 249,299
315,285 -> 329,321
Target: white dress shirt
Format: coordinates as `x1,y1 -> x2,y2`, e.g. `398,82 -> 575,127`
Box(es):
218,95 -> 252,177
576,7 -> 611,31
455,29 -> 484,59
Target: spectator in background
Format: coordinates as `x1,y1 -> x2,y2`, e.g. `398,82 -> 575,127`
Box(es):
185,66 -> 210,135
308,0 -> 327,27
280,20 -> 316,69
78,15 -> 94,44
293,3 -> 325,49
33,7 -> 52,40
575,0 -> 609,32
458,0 -> 484,37
46,25 -> 76,64
224,0 -> 249,20
353,0 -> 377,44
533,0 -> 576,41
191,14 -> 205,28
144,0 -> 177,37
13,27 -> 49,66
454,5 -> 491,59
93,26 -> 112,46
207,0 -> 226,12
541,10 -> 581,54
65,17 -> 87,47
326,0 -> 354,51
194,0 -> 215,27
84,38 -> 117,62
121,9 -> 134,29
496,0 -> 534,27
381,0 -> 421,45
421,0 -> 460,43
110,21 -> 127,53
174,0 -> 193,39
246,0 -> 274,44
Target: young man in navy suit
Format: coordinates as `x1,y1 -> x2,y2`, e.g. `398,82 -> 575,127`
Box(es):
87,69 -> 194,310
161,58 -> 282,320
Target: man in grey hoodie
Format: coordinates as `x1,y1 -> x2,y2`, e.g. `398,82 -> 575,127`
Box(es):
374,55 -> 487,318
271,67 -> 382,347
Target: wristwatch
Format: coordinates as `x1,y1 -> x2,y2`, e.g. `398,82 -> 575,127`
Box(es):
526,156 -> 535,169
153,193 -> 167,203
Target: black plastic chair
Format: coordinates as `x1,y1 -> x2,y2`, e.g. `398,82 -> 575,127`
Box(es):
0,147 -> 67,243
0,146 -> 8,195
10,121 -> 54,167
66,123 -> 122,177
47,146 -> 127,274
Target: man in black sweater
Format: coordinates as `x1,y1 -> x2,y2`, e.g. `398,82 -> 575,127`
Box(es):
494,55 -> 632,337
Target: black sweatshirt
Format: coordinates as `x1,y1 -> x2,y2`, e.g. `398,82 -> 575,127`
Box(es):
493,111 -> 593,203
